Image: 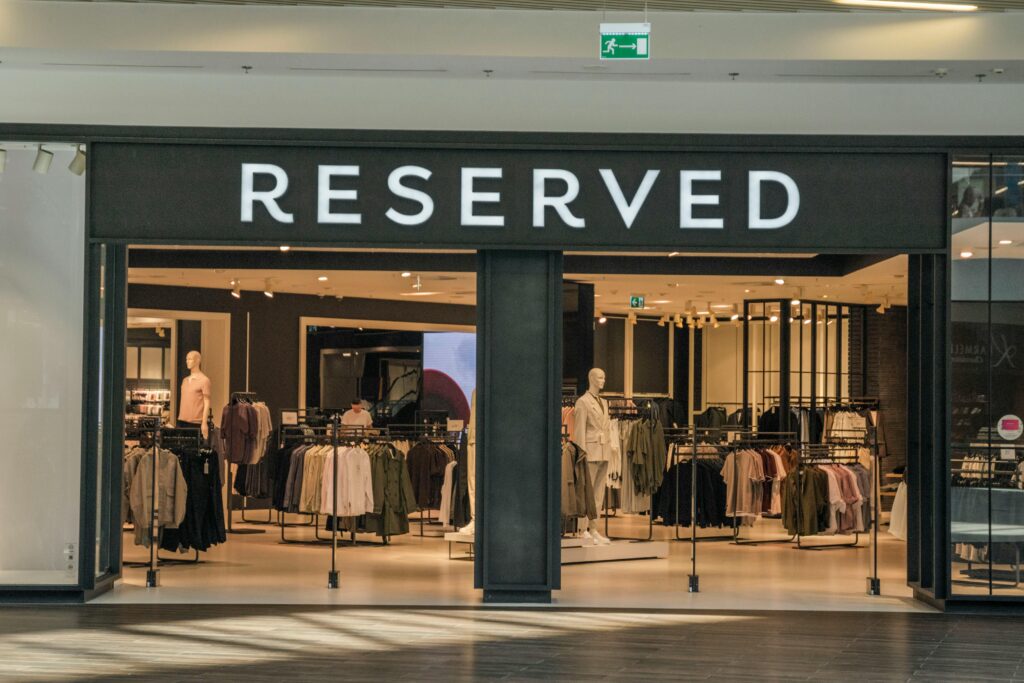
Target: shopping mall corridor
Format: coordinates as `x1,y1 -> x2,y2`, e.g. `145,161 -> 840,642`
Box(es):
1,605 -> 1022,681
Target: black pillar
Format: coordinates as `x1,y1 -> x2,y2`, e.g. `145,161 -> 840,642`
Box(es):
475,250 -> 563,603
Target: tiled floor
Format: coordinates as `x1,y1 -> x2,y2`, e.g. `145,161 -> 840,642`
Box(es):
96,512 -> 931,612
3,605 -> 1024,681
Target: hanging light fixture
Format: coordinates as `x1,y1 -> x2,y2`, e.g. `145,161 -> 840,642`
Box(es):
33,145 -> 53,174
68,145 -> 86,176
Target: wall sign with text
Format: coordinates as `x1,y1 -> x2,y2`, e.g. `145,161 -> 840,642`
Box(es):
90,142 -> 946,252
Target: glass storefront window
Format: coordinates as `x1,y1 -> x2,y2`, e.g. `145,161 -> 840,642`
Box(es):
0,144 -> 86,585
950,154 -> 1024,598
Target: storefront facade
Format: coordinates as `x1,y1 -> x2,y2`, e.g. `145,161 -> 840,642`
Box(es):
0,126 -> 1021,610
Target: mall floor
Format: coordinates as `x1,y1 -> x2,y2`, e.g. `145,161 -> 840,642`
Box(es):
100,513 -> 928,612
5,604 -> 1024,682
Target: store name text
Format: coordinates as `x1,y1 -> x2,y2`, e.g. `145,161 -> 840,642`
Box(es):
240,164 -> 801,230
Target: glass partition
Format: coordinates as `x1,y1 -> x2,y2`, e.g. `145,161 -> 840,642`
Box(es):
0,143 -> 86,585
950,155 -> 1024,598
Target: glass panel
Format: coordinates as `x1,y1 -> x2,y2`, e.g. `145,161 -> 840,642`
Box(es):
126,346 -> 139,380
632,319 -> 669,395
952,156 -> 991,302
95,245 -> 109,579
0,144 -> 86,585
139,347 -> 163,379
991,157 -> 1024,302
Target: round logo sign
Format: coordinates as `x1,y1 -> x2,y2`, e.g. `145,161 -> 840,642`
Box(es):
997,415 -> 1023,441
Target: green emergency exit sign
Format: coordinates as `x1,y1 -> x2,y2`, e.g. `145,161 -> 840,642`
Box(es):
600,23 -> 651,60
630,295 -> 645,310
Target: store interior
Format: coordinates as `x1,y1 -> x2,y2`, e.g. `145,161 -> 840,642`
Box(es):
105,246 -> 929,610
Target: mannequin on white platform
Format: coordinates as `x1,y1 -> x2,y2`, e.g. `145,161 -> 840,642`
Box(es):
573,368 -> 613,546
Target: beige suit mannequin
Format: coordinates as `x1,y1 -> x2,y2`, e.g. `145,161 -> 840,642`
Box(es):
573,368 -> 612,546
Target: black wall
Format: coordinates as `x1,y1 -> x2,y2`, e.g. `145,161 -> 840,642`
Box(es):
127,284 -> 475,425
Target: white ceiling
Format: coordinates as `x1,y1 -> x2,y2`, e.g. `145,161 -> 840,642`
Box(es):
127,254 -> 910,315
48,0 -> 1024,10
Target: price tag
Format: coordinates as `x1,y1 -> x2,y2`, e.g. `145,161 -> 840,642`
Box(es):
447,419 -> 464,432
282,411 -> 299,426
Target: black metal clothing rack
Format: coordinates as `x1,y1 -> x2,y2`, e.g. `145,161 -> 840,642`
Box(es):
124,423 -> 204,586
224,392 -> 266,535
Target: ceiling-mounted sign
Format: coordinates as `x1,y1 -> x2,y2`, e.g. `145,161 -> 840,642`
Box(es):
630,295 -> 646,310
600,23 -> 651,60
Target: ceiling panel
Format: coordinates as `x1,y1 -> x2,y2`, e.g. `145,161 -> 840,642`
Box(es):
50,0 -> 1024,11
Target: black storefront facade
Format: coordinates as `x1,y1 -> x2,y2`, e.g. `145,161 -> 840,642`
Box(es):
1,125 -> 1020,611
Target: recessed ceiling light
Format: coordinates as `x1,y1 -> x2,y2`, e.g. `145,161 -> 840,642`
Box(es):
279,245 -> 291,252
960,250 -> 974,258
650,299 -> 672,304
401,272 -> 412,278
834,0 -> 977,10
399,291 -> 443,297
999,239 -> 1013,245
668,252 -> 680,257
744,289 -> 751,293
774,278 -> 785,285
598,316 -> 607,324
318,276 -> 328,282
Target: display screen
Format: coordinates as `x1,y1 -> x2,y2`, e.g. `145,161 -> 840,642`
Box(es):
422,332 -> 476,423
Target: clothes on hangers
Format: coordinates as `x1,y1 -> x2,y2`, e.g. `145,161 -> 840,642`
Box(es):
652,443 -> 731,528
125,446 -> 188,548
781,462 -> 872,536
406,439 -> 456,510
561,440 -> 597,520
160,447 -> 226,554
220,400 -> 273,465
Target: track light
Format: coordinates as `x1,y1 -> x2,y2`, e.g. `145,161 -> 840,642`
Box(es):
68,145 -> 86,176
710,313 -> 719,329
0,148 -> 6,173
230,280 -> 241,299
696,316 -> 704,330
769,314 -> 779,323
657,315 -> 667,327
598,315 -> 607,324
263,278 -> 274,298
33,146 -> 53,174
628,311 -> 637,326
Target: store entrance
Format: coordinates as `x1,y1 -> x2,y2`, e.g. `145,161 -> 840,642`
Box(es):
109,247 -> 481,603
556,252 -> 915,610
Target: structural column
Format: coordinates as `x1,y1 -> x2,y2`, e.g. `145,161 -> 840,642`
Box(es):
475,250 -> 563,603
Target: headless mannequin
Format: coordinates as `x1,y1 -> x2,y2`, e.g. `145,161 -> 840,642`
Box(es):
460,389 -> 477,537
178,350 -> 211,440
573,368 -> 612,546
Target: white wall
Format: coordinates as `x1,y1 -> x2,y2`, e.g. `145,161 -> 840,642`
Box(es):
0,148 -> 85,584
0,2 -> 1023,134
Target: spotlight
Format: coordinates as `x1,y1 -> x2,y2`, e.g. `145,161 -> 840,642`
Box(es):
230,280 -> 241,299
279,245 -> 291,252
769,314 -> 779,323
318,275 -> 329,282
774,278 -> 785,286
68,145 -> 86,176
598,316 -> 608,324
657,315 -> 667,327
710,313 -> 720,329
960,250 -> 974,259
264,278 -> 274,298
33,145 -> 53,174
401,272 -> 412,278
0,148 -> 6,173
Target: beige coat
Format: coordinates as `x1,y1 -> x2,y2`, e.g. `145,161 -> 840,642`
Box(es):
129,449 -> 188,547
573,392 -> 612,463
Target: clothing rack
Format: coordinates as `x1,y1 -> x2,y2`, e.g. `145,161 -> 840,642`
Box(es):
224,392 -> 266,536
727,433 -> 800,547
388,425 -> 464,536
125,423 -> 204,587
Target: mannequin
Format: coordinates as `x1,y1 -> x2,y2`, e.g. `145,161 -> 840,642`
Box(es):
460,389 -> 477,536
573,368 -> 613,545
178,350 -> 211,440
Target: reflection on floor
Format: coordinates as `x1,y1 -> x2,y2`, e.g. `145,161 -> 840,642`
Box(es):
97,513 -> 929,612
10,605 -> 1024,682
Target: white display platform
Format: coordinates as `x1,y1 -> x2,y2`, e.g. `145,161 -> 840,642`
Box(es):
444,531 -> 475,545
561,540 -> 669,565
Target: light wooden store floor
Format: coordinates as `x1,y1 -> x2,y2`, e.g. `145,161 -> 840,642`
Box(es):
99,513 -> 931,612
